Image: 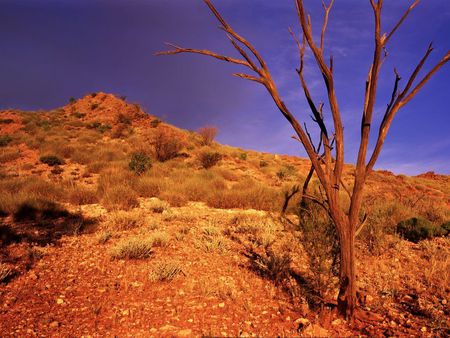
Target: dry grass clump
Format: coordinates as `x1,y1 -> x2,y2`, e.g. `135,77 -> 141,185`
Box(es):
97,230 -> 113,244
206,179 -> 282,211
195,224 -> 227,254
197,126 -> 218,146
101,185 -> 139,211
149,260 -> 184,282
135,175 -> 163,198
67,186 -> 98,205
419,239 -> 450,299
0,264 -> 14,283
146,199 -> 170,213
148,231 -> 170,247
0,149 -> 22,163
110,237 -> 154,259
106,210 -> 146,230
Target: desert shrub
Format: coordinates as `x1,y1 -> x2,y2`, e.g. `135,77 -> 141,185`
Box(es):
0,149 -> 21,163
206,179 -> 282,211
0,135 -> 13,147
50,166 -> 64,175
151,129 -> 183,162
198,126 -> 218,146
199,152 -> 222,169
149,261 -> 184,282
117,113 -> 132,125
69,97 -> 76,104
441,221 -> 450,236
67,186 -> 98,205
129,152 -> 152,175
106,210 -> 146,230
91,103 -> 99,110
148,231 -> 170,247
150,118 -> 161,128
135,176 -> 163,198
159,192 -> 188,207
239,152 -> 247,160
0,118 -> 14,124
259,160 -> 268,167
254,249 -> 291,285
40,155 -> 64,166
97,230 -> 113,244
110,237 -> 153,259
0,264 -> 14,283
72,112 -> 85,119
298,201 -> 339,300
396,217 -> 443,243
147,199 -> 170,213
101,185 -> 139,211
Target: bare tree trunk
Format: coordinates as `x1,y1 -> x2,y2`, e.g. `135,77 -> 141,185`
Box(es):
337,222 -> 356,319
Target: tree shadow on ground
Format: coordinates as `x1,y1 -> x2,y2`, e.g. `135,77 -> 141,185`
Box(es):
0,200 -> 98,284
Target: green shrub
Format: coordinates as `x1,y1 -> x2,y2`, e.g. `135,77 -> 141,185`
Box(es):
118,113 -> 132,125
129,152 -> 152,175
0,135 -> 12,147
396,217 -> 441,243
69,97 -> 76,104
150,118 -> 161,128
199,152 -> 222,169
441,221 -> 450,236
239,152 -> 247,160
40,155 -> 64,166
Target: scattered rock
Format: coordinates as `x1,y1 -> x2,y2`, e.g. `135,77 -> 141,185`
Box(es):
331,319 -> 343,326
159,324 -> 177,331
218,302 -> 225,308
49,321 -> 59,328
177,329 -> 192,337
303,324 -> 329,337
56,298 -> 64,305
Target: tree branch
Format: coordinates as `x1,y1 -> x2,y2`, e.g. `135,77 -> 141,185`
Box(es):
384,0 -> 421,45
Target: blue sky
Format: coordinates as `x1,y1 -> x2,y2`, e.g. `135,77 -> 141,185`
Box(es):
0,0 -> 449,174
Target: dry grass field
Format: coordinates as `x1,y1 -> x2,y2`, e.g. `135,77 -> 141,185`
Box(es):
0,93 -> 449,336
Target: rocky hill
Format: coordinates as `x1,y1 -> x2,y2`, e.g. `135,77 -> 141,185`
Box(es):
0,93 -> 448,336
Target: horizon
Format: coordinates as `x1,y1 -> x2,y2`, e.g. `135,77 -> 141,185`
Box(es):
1,0 -> 449,175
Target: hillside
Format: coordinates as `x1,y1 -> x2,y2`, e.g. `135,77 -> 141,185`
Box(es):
0,93 -> 449,337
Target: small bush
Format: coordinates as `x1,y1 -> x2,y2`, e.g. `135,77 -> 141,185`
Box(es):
0,264 -> 14,283
50,166 -> 64,175
129,152 -> 152,175
97,230 -> 113,244
69,97 -> 76,104
254,249 -> 291,285
101,185 -> 139,211
259,160 -> 268,168
151,129 -> 183,162
40,155 -> 64,166
106,210 -> 146,230
441,221 -> 450,236
118,113 -> 132,125
239,152 -> 247,161
198,126 -> 218,146
199,152 -> 222,169
73,112 -> 85,119
148,231 -> 170,247
91,103 -> 99,110
396,217 -> 441,243
0,135 -> 12,147
0,119 -> 14,124
110,237 -> 153,259
150,118 -> 161,128
149,261 -> 184,282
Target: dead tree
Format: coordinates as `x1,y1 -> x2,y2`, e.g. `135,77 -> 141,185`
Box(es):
157,0 -> 449,319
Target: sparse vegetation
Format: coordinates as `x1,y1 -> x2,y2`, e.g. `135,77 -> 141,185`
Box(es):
128,151 -> 152,175
39,155 -> 64,166
198,126 -> 218,146
0,135 -> 13,147
149,261 -> 184,282
396,217 -> 443,243
110,237 -> 154,259
199,151 -> 222,169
